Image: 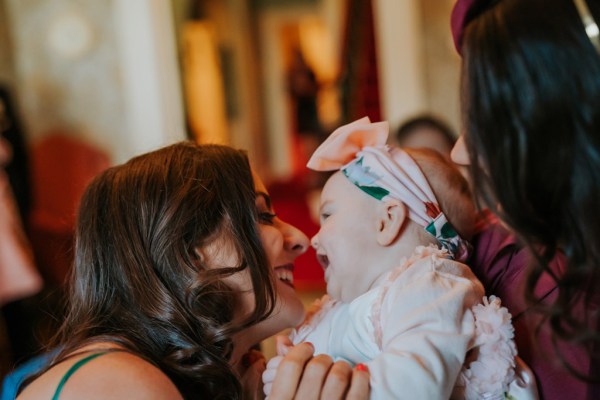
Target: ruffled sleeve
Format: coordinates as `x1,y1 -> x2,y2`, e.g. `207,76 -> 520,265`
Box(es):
289,294 -> 340,352
366,251 -> 485,399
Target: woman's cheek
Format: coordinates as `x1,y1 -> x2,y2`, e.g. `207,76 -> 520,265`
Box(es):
259,226 -> 284,265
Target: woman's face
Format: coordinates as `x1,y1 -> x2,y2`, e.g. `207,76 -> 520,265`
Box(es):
450,135 -> 470,167
450,135 -> 475,187
253,171 -> 309,327
213,171 -> 309,346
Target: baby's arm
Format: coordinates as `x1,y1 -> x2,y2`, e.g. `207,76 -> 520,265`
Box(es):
366,259 -> 484,399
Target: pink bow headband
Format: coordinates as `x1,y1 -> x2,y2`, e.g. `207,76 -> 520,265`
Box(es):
307,117 -> 471,261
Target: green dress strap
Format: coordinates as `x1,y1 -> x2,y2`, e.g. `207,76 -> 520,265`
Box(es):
51,352 -> 109,400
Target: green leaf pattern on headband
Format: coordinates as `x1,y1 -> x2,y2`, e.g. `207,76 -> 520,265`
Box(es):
342,155 -> 470,261
441,223 -> 457,238
342,157 -> 390,201
426,220 -> 457,240
426,219 -> 461,259
425,222 -> 437,237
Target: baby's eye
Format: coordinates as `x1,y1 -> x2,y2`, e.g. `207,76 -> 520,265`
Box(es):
320,213 -> 331,221
259,212 -> 277,225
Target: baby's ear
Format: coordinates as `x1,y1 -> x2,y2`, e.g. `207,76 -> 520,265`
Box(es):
376,199 -> 407,246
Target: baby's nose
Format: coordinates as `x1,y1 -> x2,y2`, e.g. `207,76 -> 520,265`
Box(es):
310,234 -> 319,250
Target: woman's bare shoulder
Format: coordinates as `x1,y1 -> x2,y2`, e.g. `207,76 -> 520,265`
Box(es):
18,349 -> 182,400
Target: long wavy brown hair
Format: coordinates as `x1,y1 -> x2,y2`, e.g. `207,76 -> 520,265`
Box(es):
461,0 -> 600,381
44,142 -> 276,398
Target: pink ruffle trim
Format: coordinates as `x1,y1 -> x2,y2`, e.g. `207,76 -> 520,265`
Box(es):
455,295 -> 518,400
290,294 -> 339,344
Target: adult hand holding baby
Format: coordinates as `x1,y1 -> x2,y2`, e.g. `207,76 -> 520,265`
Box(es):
264,336 -> 370,400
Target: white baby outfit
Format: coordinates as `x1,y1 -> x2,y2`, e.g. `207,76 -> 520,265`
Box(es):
291,245 -> 484,399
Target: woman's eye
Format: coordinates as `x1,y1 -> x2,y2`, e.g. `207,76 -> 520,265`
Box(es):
259,212 -> 277,225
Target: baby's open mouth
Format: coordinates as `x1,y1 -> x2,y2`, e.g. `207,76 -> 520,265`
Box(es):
274,264 -> 294,288
316,253 -> 329,270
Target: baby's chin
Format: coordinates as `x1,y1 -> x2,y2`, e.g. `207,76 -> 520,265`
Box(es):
328,287 -> 362,303
326,282 -> 344,302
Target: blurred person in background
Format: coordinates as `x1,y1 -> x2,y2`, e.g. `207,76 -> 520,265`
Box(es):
0,86 -> 43,371
394,114 -> 457,160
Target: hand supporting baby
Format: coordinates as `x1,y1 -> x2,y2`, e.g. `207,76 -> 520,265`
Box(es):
262,336 -> 370,400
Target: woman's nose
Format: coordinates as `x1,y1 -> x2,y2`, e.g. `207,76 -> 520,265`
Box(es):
451,135 -> 470,166
285,224 -> 309,255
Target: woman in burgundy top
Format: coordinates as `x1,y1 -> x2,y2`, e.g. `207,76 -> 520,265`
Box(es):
450,0 -> 600,398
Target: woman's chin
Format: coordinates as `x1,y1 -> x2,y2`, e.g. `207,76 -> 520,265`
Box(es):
274,280 -> 306,326
238,282 -> 305,345
247,306 -> 304,345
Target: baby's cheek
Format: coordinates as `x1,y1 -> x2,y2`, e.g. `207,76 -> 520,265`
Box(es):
326,278 -> 343,302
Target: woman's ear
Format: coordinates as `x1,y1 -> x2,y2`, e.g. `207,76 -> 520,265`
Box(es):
376,199 -> 407,246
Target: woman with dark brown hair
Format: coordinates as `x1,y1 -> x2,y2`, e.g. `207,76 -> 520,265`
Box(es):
15,142 -> 369,399
450,0 -> 600,398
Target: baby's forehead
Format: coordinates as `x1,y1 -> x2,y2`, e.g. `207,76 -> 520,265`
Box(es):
322,171 -> 355,194
321,171 -> 380,204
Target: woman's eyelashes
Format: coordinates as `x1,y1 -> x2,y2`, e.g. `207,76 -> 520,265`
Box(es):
258,211 -> 277,225
255,192 -> 277,225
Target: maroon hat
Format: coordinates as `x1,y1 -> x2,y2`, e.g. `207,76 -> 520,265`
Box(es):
451,0 -> 498,55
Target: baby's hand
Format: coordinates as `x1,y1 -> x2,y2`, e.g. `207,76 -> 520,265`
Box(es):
262,336 -> 293,398
275,335 -> 293,356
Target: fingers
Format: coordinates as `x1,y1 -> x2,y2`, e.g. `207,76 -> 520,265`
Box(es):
346,364 -> 370,400
266,343 -> 371,400
293,354 -> 334,399
318,360 -> 352,399
290,358 -> 370,400
268,342 -> 315,399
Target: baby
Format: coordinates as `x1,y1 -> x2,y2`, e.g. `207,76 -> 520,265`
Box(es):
263,118 -> 536,399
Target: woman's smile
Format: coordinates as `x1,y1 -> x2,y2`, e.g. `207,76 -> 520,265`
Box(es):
274,263 -> 295,288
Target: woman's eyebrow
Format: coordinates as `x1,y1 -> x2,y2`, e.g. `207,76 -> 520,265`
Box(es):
256,191 -> 272,209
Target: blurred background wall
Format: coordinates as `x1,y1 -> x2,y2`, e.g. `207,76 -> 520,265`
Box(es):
0,0 -> 462,368
0,0 -> 460,175
0,0 -> 185,164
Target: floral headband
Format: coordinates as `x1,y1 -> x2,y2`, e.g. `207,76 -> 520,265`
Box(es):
307,117 -> 471,262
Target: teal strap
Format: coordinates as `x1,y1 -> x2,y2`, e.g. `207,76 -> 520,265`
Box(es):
51,352 -> 108,400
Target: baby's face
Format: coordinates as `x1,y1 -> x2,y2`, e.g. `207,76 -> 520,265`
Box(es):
311,172 -> 388,302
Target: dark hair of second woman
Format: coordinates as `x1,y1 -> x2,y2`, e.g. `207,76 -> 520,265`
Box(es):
461,0 -> 600,379
39,142 -> 276,398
